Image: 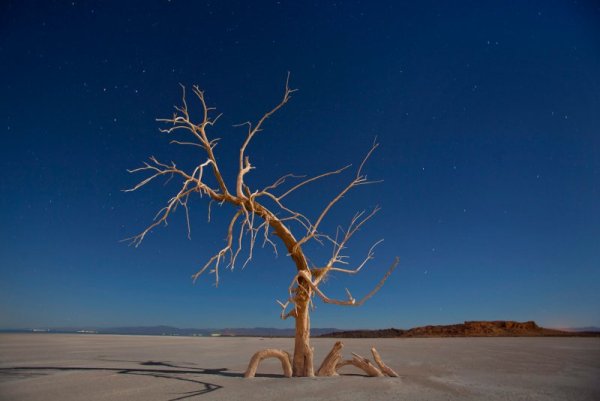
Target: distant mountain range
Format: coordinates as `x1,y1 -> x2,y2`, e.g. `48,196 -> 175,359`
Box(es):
320,321 -> 600,338
2,321 -> 599,337
0,326 -> 339,337
563,326 -> 600,333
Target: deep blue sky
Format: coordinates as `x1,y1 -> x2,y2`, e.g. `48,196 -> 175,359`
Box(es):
1,0 -> 599,330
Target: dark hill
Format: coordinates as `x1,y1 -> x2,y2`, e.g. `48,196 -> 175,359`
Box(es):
321,321 -> 600,338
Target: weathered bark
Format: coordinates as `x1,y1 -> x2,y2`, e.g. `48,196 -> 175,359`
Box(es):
336,353 -> 384,377
371,347 -> 399,377
317,341 -> 344,376
263,214 -> 313,377
292,293 -> 314,377
244,348 -> 292,378
250,200 -> 314,377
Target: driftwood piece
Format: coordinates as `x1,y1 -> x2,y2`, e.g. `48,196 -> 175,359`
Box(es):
244,349 -> 292,378
336,352 -> 384,377
370,347 -> 399,377
317,341 -> 344,376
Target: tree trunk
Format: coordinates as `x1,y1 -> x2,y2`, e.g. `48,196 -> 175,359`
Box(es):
292,291 -> 314,376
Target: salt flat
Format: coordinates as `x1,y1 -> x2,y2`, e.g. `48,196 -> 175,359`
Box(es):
0,334 -> 598,401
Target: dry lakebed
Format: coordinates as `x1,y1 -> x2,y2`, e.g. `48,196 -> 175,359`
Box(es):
0,333 -> 599,400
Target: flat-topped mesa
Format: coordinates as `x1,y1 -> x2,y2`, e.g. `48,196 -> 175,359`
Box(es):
405,320 -> 544,337
320,320 -> 588,338
464,320 -> 540,334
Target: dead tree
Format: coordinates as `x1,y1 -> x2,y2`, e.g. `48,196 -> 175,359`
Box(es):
125,74 -> 399,378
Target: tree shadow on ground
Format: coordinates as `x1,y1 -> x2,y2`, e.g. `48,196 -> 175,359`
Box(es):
0,361 -> 285,400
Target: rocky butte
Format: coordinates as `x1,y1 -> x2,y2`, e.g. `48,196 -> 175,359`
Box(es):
322,321 -> 600,338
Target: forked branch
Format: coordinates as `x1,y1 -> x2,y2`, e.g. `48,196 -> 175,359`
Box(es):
127,77 -> 305,286
294,141 -> 381,252
293,257 -> 399,306
236,72 -> 298,198
371,347 -> 399,377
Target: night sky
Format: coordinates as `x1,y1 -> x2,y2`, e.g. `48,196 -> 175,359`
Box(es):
1,1 -> 599,330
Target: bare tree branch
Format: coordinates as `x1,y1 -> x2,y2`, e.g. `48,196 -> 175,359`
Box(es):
156,84 -> 230,196
277,165 -> 351,200
191,210 -> 243,286
276,299 -> 297,320
293,141 -> 380,252
327,239 -> 383,274
262,173 -> 306,193
294,257 -> 399,306
236,72 -> 297,198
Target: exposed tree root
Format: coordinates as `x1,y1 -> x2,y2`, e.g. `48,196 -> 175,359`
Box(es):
244,343 -> 398,378
244,349 -> 292,378
370,347 -> 399,377
316,341 -> 344,376
336,352 -> 385,377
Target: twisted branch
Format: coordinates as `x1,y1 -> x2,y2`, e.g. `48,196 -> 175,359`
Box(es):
293,257 -> 399,306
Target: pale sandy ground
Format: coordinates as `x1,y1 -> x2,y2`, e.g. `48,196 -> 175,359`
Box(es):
0,334 -> 599,401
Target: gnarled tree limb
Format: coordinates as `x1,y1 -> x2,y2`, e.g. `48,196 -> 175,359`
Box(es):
294,257 -> 399,306
317,341 -> 344,376
244,349 -> 292,378
336,353 -> 384,377
371,347 -> 399,377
